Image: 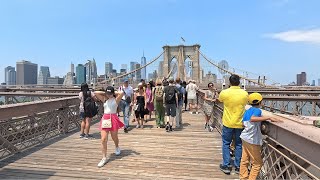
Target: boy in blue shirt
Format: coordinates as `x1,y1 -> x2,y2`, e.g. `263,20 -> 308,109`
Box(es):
239,93 -> 282,180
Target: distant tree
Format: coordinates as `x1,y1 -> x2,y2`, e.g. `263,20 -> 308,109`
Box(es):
0,101 -> 4,105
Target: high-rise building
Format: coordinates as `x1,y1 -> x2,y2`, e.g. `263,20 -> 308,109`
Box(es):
71,63 -> 75,76
120,69 -> 127,74
318,79 -> 320,86
141,52 -> 146,80
130,61 -> 138,78
148,73 -> 154,80
76,64 -> 86,84
5,66 -> 16,85
311,80 -> 316,86
135,63 -> 141,81
297,74 -> 301,86
296,72 -> 307,86
16,60 -> 38,85
37,66 -> 50,85
85,59 -> 98,84
153,70 -> 157,80
48,76 -> 64,85
105,62 -> 113,77
121,64 -> 127,71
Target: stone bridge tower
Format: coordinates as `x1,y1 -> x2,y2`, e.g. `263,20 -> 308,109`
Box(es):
162,44 -> 200,82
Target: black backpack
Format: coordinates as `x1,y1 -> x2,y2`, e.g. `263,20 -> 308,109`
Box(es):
83,91 -> 98,117
176,86 -> 183,101
165,86 -> 176,104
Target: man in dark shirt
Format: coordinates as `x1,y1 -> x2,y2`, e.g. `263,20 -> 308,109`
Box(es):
163,77 -> 179,132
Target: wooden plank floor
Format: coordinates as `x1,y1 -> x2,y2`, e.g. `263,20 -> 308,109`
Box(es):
0,112 -> 238,180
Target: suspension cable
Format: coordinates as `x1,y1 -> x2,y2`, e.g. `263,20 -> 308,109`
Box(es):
198,50 -> 269,87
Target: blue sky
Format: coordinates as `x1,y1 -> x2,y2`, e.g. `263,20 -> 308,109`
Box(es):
1,0 -> 320,84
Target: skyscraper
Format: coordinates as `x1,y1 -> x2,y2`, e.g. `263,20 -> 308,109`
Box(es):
37,66 -> 50,85
141,52 -> 146,80
16,60 -> 38,85
71,63 -> 75,76
296,72 -> 307,86
135,63 -> 141,81
105,62 -> 113,77
76,64 -> 86,84
85,59 -> 98,84
5,66 -> 16,85
48,76 -> 64,84
121,64 -> 128,71
130,61 -> 138,78
148,73 -> 154,80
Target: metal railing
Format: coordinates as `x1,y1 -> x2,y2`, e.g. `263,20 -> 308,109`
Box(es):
197,90 -> 320,179
0,97 -> 102,160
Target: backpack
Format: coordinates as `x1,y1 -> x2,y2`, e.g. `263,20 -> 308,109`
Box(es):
176,85 -> 183,101
120,86 -> 132,103
165,86 -> 176,104
83,91 -> 98,117
155,86 -> 164,102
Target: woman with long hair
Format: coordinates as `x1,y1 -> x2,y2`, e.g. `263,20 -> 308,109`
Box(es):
94,86 -> 125,168
203,82 -> 217,131
134,85 -> 147,128
79,83 -> 97,139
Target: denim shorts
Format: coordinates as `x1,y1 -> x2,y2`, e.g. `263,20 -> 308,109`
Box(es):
80,112 -> 85,119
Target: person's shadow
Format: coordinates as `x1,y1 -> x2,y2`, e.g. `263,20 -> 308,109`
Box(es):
107,149 -> 141,164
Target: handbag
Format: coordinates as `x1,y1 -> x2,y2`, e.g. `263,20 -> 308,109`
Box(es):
125,96 -> 132,103
101,114 -> 112,128
133,104 -> 138,111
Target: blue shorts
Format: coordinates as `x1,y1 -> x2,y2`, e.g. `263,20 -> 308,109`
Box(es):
80,112 -> 85,119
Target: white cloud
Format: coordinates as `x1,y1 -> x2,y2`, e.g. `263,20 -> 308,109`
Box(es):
265,29 -> 320,44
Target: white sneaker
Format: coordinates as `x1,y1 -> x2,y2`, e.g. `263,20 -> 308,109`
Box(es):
97,158 -> 108,168
115,147 -> 121,156
136,125 -> 140,128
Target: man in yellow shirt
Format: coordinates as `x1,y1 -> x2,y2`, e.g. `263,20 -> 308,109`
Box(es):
218,75 -> 248,175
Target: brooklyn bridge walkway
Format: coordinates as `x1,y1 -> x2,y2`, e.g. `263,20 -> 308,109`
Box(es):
0,112 -> 237,179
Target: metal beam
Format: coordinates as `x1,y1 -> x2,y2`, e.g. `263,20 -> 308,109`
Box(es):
0,97 -> 79,121
0,92 -> 77,97
261,112 -> 320,168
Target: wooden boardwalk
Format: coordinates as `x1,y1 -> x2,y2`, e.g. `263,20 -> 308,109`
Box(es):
0,112 -> 238,180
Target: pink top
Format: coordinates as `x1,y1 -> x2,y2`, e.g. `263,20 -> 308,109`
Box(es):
146,88 -> 152,103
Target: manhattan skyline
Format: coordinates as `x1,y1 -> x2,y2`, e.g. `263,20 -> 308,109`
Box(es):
1,0 -> 320,84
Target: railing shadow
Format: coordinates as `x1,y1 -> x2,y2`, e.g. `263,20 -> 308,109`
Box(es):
0,128 -> 79,169
0,168 -> 56,179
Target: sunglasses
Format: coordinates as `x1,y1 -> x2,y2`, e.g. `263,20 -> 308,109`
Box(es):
209,85 -> 213,87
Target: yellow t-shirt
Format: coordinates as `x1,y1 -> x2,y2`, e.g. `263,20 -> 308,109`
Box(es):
218,86 -> 248,129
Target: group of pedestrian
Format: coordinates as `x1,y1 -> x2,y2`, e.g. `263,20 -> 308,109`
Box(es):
77,77 -> 198,168
78,74 -> 283,176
